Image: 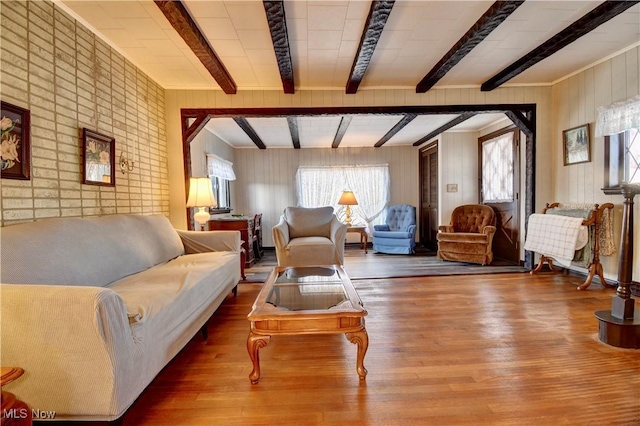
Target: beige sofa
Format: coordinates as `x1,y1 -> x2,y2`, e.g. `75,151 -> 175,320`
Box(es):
272,206 -> 347,267
0,214 -> 241,422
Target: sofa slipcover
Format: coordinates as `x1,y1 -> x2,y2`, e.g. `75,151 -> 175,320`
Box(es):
0,214 -> 241,422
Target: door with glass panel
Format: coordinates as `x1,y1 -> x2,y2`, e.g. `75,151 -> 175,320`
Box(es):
479,127 -> 520,265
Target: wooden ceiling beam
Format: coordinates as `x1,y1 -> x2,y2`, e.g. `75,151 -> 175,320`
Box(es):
346,0 -> 395,94
263,1 -> 295,94
505,110 -> 534,138
412,113 -> 477,147
481,0 -> 640,91
332,116 -> 353,148
287,116 -> 300,149
416,1 -> 524,93
233,118 -> 267,149
154,0 -> 237,94
374,114 -> 417,147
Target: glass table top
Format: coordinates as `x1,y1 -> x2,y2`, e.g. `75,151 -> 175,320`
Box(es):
266,266 -> 348,311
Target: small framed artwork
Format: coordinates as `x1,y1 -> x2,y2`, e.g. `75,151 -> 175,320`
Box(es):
563,124 -> 591,166
82,128 -> 115,186
1,101 -> 31,180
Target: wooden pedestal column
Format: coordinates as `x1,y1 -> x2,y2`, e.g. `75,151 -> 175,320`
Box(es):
595,184 -> 640,348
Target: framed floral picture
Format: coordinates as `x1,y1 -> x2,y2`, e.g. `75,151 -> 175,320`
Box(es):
563,124 -> 591,166
1,101 -> 31,180
82,128 -> 115,186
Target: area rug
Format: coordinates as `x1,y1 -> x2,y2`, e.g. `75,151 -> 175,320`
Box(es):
241,247 -> 527,283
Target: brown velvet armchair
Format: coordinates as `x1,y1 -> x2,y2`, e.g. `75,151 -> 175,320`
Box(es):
437,204 -> 497,265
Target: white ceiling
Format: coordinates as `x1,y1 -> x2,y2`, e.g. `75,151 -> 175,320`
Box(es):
57,0 -> 640,148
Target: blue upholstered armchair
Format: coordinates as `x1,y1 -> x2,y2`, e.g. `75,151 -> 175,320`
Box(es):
372,204 -> 417,254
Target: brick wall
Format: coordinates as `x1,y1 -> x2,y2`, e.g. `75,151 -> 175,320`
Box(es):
0,0 -> 169,226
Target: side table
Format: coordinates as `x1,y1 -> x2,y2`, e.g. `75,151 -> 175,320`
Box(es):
346,226 -> 368,253
1,367 -> 31,425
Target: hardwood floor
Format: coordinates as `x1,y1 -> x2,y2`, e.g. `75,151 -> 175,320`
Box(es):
121,272 -> 639,425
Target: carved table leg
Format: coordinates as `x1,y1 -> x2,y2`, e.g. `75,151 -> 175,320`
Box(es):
531,255 -> 556,274
247,332 -> 271,384
578,262 -> 608,290
346,329 -> 369,380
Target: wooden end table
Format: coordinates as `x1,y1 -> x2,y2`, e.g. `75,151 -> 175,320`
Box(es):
247,265 -> 368,384
346,226 -> 368,253
1,367 -> 31,425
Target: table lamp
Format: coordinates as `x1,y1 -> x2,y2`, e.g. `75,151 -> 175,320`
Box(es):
186,177 -> 216,230
338,190 -> 358,225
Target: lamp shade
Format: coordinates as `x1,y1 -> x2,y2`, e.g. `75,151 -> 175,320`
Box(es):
186,177 -> 216,207
338,190 -> 358,205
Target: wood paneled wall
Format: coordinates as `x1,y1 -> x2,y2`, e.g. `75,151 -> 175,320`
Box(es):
552,45 -> 640,281
232,146 -> 417,247
165,87 -> 553,238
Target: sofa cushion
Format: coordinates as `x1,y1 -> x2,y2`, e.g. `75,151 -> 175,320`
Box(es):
285,236 -> 340,265
0,214 -> 184,287
108,251 -> 237,324
372,230 -> 413,239
284,206 -> 334,239
437,232 -> 489,243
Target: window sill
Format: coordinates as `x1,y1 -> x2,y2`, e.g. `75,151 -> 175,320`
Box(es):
209,208 -> 231,214
602,187 -> 623,195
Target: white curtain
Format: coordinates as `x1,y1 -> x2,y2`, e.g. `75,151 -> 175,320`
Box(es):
206,154 -> 236,180
296,165 -> 390,233
595,95 -> 640,137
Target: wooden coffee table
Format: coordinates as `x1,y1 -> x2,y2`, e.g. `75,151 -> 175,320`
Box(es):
246,265 -> 368,384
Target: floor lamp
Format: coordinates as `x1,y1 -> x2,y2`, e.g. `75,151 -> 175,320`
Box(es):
186,177 -> 216,231
339,190 -> 358,226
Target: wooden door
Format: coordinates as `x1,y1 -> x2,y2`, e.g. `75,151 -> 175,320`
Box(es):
479,127 -> 520,264
419,144 -> 438,251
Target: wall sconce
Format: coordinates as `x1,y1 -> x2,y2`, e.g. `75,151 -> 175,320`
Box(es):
119,152 -> 134,174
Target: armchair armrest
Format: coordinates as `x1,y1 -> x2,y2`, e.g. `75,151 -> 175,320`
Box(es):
374,224 -> 390,231
330,217 -> 348,264
439,225 -> 454,233
482,225 -> 497,236
407,224 -> 417,238
0,284 -> 136,416
176,230 -> 242,254
330,217 -> 348,243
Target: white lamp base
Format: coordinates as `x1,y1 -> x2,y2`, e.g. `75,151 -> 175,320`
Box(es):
194,207 -> 210,231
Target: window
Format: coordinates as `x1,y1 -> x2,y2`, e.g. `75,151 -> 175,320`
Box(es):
597,96 -> 640,193
295,165 -> 390,230
481,130 -> 515,203
604,129 -> 640,191
206,154 -> 236,212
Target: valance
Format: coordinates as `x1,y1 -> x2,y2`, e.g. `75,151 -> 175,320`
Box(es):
595,95 -> 640,137
206,154 -> 236,180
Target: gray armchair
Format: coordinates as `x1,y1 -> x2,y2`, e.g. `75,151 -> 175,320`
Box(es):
272,206 -> 347,267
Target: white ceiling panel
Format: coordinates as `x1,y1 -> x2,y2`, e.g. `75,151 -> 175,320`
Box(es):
57,0 -> 639,148
341,115 -> 405,147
